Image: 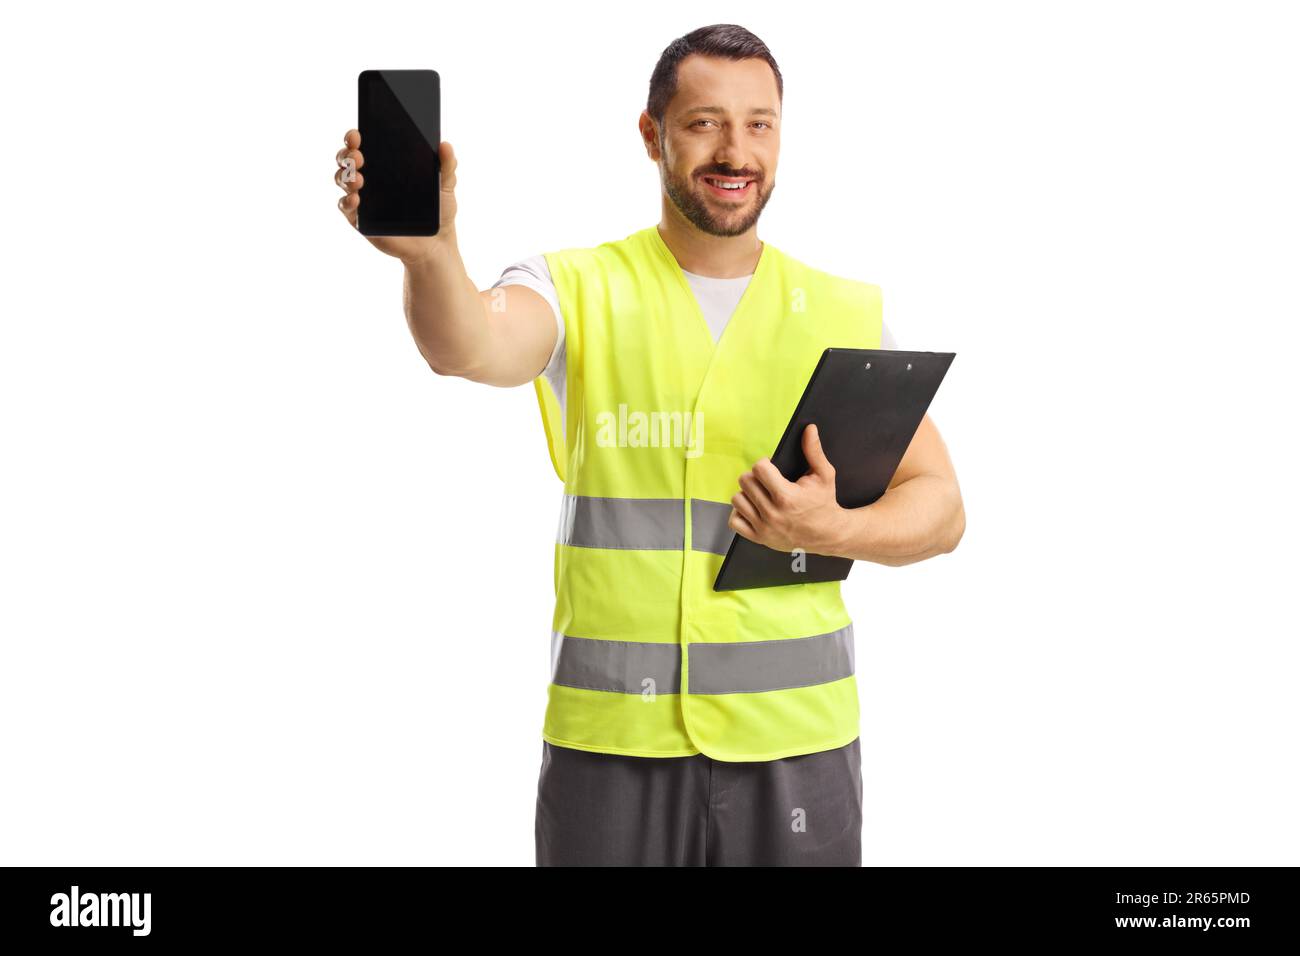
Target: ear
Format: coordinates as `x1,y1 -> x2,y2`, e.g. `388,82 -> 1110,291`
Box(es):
638,111 -> 662,161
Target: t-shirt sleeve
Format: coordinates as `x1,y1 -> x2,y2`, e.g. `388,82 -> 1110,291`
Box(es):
490,254 -> 566,386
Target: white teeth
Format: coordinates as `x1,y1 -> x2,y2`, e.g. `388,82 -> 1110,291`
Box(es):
707,178 -> 749,190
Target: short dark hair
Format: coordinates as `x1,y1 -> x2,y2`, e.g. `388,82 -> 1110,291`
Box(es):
646,24 -> 783,133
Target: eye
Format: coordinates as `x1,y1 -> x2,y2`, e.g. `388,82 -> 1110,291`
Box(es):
752,121 -> 771,130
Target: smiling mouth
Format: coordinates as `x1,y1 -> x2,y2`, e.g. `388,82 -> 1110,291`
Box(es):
701,175 -> 756,199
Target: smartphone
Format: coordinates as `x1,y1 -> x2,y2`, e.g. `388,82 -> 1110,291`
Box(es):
356,70 -> 440,236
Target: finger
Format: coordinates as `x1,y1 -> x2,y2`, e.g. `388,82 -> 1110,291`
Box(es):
338,190 -> 359,228
802,423 -> 835,479
738,470 -> 776,518
439,141 -> 457,192
728,509 -> 759,542
344,128 -> 361,150
336,149 -> 363,194
752,458 -> 793,504
731,492 -> 762,528
335,141 -> 362,166
335,164 -> 364,192
336,146 -> 364,173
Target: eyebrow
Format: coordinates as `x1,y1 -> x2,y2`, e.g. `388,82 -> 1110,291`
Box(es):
683,106 -> 779,117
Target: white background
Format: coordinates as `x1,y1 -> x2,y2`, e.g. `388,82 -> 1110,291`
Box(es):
2,0 -> 1297,866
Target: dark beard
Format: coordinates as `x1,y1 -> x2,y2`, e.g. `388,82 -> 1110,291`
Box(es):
662,163 -> 774,237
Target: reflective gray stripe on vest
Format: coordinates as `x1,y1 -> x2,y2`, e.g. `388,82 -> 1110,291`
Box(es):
689,498 -> 735,555
556,495 -> 683,550
549,624 -> 854,696
688,625 -> 855,695
550,633 -> 681,694
555,495 -> 734,553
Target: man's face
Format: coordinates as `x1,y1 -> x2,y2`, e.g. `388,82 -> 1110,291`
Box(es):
651,55 -> 781,237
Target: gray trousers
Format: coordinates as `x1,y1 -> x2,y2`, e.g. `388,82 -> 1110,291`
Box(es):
535,738 -> 862,866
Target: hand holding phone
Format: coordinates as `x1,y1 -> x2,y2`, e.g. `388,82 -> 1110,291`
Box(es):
336,69 -> 451,263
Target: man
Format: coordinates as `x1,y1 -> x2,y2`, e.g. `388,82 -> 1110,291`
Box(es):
335,24 -> 964,866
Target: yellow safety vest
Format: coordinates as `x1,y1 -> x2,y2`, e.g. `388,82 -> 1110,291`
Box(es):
532,225 -> 881,761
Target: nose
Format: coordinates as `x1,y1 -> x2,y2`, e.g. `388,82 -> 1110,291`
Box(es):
713,124 -> 748,171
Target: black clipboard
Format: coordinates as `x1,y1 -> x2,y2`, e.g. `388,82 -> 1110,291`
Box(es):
713,348 -> 956,591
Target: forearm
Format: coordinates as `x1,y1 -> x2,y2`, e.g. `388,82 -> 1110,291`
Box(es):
825,474 -> 965,567
401,230 -> 493,376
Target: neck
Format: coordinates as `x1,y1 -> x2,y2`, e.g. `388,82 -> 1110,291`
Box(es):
657,205 -> 763,278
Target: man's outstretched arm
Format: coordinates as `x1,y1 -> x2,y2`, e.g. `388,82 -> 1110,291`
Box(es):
336,130 -> 556,387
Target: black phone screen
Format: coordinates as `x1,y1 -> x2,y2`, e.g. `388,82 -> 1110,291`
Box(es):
357,70 -> 440,236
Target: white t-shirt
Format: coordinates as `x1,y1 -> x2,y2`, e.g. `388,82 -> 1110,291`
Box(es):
492,254 -> 898,416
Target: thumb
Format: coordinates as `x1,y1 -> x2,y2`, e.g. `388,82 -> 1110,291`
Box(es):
803,423 -> 835,479
439,141 -> 457,193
